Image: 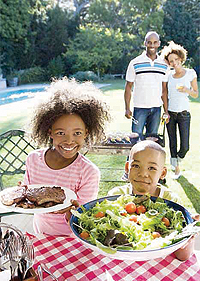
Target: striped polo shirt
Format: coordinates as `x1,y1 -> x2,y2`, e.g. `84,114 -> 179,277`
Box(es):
126,51 -> 169,108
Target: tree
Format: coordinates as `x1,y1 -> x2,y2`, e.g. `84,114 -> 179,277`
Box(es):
65,25 -> 125,77
34,4 -> 70,66
163,0 -> 199,68
0,0 -> 32,73
87,0 -> 164,36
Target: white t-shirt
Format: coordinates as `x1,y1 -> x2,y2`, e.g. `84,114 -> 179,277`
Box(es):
108,183 -> 179,203
167,68 -> 197,112
126,51 -> 169,108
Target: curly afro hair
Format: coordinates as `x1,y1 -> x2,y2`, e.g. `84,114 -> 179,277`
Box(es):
160,41 -> 187,64
30,78 -> 111,147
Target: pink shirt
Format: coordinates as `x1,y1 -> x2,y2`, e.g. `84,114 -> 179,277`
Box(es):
24,148 -> 100,236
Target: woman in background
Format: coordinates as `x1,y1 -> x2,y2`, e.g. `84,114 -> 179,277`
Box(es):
161,41 -> 198,179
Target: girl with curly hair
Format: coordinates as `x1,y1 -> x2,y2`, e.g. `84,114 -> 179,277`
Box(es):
23,78 -> 110,236
161,41 -> 198,179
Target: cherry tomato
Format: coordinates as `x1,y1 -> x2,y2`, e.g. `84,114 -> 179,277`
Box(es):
162,217 -> 170,227
136,205 -> 146,214
120,211 -> 127,216
129,215 -> 138,222
94,211 -> 105,218
80,231 -> 90,239
125,202 -> 136,214
152,232 -> 161,239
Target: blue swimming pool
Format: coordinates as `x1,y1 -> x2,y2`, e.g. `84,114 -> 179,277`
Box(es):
0,87 -> 46,105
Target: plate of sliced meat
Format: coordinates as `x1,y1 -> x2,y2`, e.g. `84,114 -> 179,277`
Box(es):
0,184 -> 77,214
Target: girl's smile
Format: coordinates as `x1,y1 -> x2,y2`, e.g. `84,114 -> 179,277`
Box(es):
46,114 -> 87,169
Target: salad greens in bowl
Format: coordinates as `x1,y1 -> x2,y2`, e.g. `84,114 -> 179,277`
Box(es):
70,194 -> 200,261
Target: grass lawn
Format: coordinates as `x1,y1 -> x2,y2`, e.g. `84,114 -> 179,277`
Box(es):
1,79 -> 200,215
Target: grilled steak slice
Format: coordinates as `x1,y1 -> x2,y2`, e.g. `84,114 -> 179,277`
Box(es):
26,186 -> 66,205
1,186 -> 26,206
40,201 -> 57,208
16,199 -> 37,209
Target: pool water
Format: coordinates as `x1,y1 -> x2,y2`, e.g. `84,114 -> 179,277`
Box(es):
0,87 -> 46,105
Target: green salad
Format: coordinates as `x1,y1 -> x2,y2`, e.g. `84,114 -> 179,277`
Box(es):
71,195 -> 199,254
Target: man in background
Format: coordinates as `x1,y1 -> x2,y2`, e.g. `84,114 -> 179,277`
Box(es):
124,31 -> 168,139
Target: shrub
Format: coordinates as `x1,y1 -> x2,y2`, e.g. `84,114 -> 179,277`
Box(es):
102,74 -> 115,80
47,56 -> 65,79
70,71 -> 98,82
18,67 -> 46,84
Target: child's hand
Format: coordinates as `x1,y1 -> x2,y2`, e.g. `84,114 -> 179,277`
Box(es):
52,199 -> 79,218
192,214 -> 200,221
174,235 -> 196,261
174,213 -> 200,261
17,181 -> 28,190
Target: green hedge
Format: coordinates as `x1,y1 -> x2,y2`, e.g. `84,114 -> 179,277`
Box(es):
70,71 -> 99,82
18,67 -> 46,84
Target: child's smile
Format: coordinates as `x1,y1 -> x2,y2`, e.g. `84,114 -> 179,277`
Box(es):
128,148 -> 166,196
48,114 -> 87,167
60,143 -> 78,153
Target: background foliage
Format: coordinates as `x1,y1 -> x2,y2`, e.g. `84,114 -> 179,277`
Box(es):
0,0 -> 199,81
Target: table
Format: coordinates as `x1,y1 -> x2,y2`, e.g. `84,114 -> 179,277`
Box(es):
30,234 -> 200,281
87,143 -> 132,183
89,144 -> 131,156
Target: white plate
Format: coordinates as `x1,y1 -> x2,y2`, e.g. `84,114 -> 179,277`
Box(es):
0,270 -> 11,281
0,185 -> 77,214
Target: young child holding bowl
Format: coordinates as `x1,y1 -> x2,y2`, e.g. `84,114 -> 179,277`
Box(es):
108,140 -> 199,261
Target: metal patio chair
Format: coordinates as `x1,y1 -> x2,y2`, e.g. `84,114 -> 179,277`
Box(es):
0,129 -> 37,190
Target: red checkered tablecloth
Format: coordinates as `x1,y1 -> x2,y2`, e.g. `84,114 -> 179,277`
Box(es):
31,234 -> 200,281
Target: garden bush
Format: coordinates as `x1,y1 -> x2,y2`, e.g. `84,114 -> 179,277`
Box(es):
70,71 -> 99,82
18,67 -> 46,84
102,74 -> 116,80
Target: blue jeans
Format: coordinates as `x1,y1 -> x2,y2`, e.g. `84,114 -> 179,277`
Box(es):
166,111 -> 191,165
132,107 -> 161,139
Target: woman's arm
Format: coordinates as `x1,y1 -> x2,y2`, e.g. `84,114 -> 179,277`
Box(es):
179,77 -> 199,98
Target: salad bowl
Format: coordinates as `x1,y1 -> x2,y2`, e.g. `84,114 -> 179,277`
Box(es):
70,195 -> 193,261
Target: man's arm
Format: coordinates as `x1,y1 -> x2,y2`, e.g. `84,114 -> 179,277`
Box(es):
161,81 -> 170,122
124,81 -> 133,119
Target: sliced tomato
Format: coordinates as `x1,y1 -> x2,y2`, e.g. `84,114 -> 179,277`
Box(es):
80,231 -> 90,239
136,205 -> 146,214
94,211 -> 105,218
129,215 -> 138,222
125,202 -> 136,214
